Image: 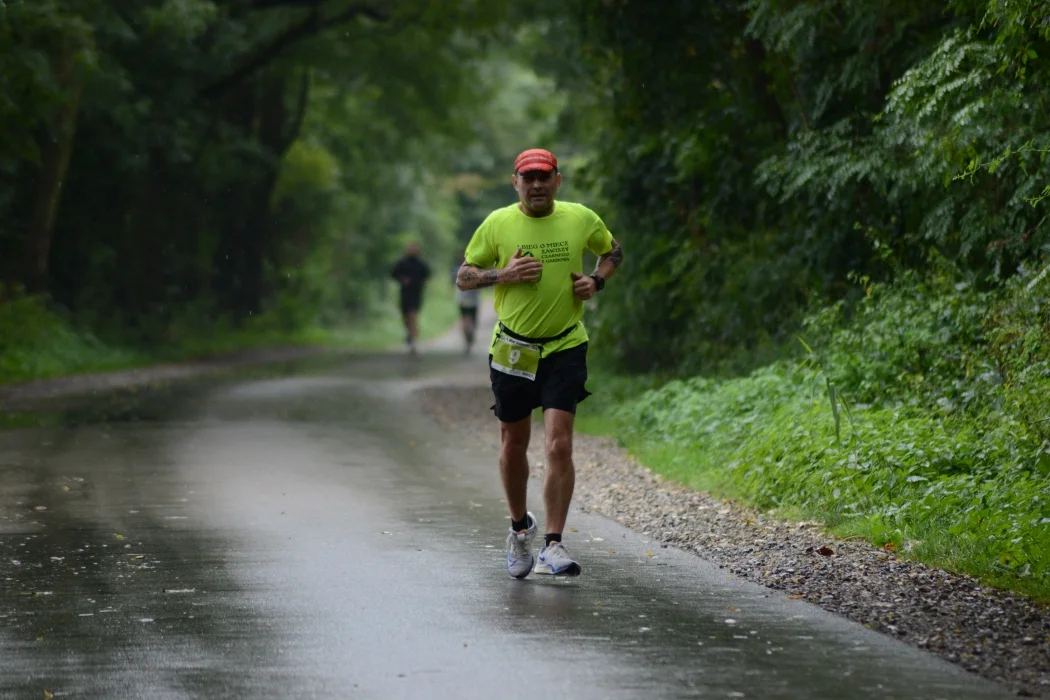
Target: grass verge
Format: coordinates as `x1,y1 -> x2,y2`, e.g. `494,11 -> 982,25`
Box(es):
576,269 -> 1050,603
575,366 -> 1050,603
0,282 -> 460,386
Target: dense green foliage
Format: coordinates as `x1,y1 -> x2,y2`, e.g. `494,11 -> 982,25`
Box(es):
0,1 -> 554,377
0,2 -> 518,333
550,1 -> 1050,599
585,262 -> 1050,598
535,0 -> 1050,374
0,294 -> 143,379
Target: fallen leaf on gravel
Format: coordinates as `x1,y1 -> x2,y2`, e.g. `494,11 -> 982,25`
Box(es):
647,550 -> 654,558
882,542 -> 896,551
787,595 -> 804,600
816,546 -> 834,556
595,601 -> 601,607
607,549 -> 616,554
34,506 -> 47,511
114,534 -> 125,541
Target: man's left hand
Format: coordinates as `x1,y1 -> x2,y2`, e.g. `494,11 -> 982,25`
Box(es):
571,272 -> 597,300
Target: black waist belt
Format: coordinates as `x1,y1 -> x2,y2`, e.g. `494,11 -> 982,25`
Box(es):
498,321 -> 578,345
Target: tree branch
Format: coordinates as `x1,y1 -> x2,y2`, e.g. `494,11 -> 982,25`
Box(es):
220,0 -> 326,20
281,69 -> 312,154
200,3 -> 387,99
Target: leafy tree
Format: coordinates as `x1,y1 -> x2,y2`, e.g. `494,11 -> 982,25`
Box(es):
0,0 -> 518,344
535,0 -> 1049,373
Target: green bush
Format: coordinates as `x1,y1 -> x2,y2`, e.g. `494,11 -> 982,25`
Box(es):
605,268 -> 1050,599
0,294 -> 142,382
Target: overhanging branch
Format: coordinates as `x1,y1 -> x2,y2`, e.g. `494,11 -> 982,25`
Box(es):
200,3 -> 388,99
281,69 -> 312,153
221,0 -> 326,20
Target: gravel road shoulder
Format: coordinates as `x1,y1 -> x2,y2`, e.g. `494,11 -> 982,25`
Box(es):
418,384 -> 1050,699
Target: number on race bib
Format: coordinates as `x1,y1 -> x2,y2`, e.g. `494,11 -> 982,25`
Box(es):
490,334 -> 541,380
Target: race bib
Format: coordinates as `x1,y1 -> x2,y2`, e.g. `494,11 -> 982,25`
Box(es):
490,334 -> 541,380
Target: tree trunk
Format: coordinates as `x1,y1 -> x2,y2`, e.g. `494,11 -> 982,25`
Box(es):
215,70 -> 309,319
26,36 -> 84,293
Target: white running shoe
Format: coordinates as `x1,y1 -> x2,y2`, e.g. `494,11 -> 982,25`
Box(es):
506,512 -> 537,579
534,541 -> 582,576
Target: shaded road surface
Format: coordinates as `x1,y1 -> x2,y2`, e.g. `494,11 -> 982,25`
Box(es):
0,339 -> 1015,699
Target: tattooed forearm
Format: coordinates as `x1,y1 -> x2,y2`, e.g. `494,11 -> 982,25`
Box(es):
594,238 -> 624,274
456,264 -> 500,290
476,269 -> 500,288
457,266 -> 479,290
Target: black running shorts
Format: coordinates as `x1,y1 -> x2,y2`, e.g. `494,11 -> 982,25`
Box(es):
459,305 -> 478,322
489,342 -> 591,423
400,291 -> 422,315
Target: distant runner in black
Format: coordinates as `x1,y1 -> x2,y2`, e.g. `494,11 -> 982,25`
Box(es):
391,242 -> 431,352
454,256 -> 480,354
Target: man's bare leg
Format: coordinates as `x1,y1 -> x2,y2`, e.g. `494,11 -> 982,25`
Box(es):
501,416 -> 536,578
542,408 -> 575,535
405,310 -> 419,343
499,417 -> 531,522
462,315 -> 475,348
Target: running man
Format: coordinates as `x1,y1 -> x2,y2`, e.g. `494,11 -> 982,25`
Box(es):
390,242 -> 431,352
455,148 -> 624,578
454,257 -> 480,353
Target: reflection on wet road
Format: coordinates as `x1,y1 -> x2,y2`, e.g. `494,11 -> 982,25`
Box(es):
0,351 -> 1013,699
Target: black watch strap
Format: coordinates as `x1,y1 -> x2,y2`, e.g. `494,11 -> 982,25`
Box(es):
589,273 -> 606,292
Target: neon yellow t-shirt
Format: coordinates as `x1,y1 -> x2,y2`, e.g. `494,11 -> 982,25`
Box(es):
463,201 -> 614,356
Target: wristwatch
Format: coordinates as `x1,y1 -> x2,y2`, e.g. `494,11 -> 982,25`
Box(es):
589,273 -> 606,292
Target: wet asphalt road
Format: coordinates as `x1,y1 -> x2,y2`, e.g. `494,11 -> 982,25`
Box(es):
0,343 -> 1016,699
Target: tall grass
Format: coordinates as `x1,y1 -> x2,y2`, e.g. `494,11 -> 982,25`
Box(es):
579,264 -> 1050,601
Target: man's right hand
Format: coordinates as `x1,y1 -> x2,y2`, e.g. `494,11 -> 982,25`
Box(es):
501,248 -> 542,283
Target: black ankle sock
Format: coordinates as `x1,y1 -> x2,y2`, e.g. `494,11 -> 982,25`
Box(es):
511,515 -> 530,532
545,533 -> 562,546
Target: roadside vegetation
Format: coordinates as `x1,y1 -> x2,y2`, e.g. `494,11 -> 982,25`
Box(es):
556,0 -> 1050,600
0,281 -> 458,384
579,265 -> 1050,600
